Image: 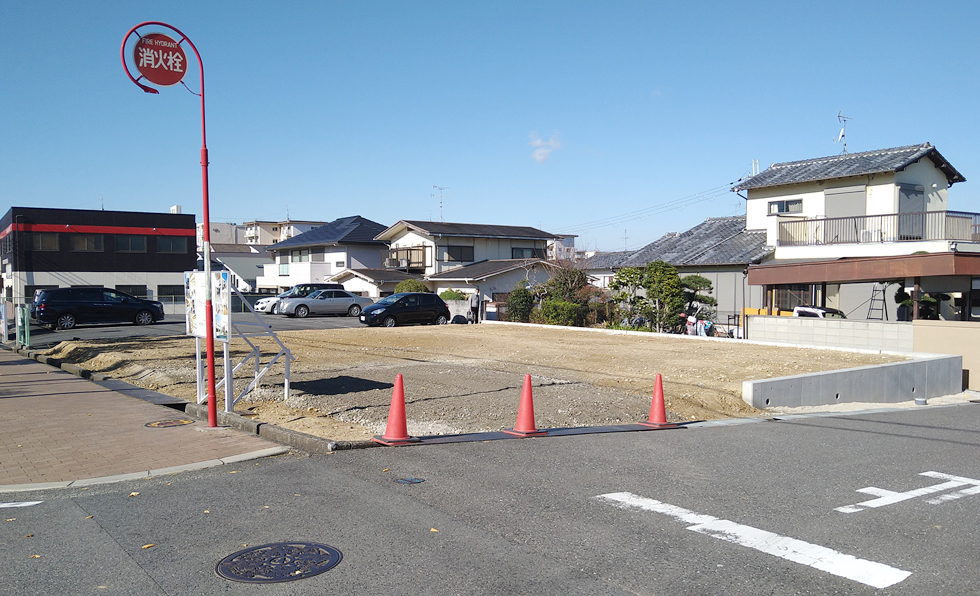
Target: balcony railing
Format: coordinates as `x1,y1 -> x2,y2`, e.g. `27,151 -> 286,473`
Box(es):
383,245 -> 428,269
777,210 -> 980,247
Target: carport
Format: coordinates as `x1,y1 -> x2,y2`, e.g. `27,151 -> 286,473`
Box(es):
747,252 -> 980,321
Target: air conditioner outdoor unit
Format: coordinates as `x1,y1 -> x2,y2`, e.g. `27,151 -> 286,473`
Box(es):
384,258 -> 399,267
399,258 -> 409,267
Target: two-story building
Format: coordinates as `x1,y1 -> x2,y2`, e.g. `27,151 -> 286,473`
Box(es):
734,143 -> 980,320
243,219 -> 328,245
255,216 -> 387,293
373,220 -> 560,301
0,206 -> 197,305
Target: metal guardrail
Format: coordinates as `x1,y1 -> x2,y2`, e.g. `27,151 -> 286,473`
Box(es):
777,210 -> 980,247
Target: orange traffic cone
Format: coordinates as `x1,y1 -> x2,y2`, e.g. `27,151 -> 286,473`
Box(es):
372,374 -> 420,445
503,374 -> 547,437
639,373 -> 677,428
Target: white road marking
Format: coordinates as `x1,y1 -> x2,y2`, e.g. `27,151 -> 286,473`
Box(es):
596,492 -> 911,589
837,471 -> 980,513
0,501 -> 43,508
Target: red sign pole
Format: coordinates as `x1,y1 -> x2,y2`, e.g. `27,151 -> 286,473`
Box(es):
121,22 -> 218,427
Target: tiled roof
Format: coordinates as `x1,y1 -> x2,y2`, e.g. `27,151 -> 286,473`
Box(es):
575,251 -> 633,270
732,143 -> 965,191
209,243 -> 272,254
378,220 -> 557,241
333,268 -> 421,283
426,259 -> 553,280
269,216 -> 387,250
620,216 -> 771,268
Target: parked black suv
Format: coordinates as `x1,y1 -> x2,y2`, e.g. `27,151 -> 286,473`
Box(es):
358,292 -> 450,327
31,287 -> 165,330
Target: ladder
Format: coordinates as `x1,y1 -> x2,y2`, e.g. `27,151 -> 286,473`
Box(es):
867,283 -> 887,320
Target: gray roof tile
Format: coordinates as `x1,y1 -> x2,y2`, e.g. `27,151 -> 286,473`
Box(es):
621,216 -> 771,268
269,216 -> 387,250
733,143 -> 965,191
395,220 -> 557,240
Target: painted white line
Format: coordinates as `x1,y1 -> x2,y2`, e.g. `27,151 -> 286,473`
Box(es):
837,471 -> 980,513
597,492 -> 911,590
0,501 -> 43,508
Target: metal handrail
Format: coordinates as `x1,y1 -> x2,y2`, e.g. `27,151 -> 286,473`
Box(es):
777,210 -> 980,247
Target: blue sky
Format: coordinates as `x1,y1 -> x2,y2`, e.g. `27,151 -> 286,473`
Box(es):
2,1 -> 979,253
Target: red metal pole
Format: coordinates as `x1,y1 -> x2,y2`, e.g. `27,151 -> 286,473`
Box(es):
121,23 -> 218,427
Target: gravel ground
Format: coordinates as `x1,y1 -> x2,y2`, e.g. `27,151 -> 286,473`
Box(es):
43,322 -> 908,441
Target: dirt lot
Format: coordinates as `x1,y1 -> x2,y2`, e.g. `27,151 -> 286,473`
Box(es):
43,323 -> 906,442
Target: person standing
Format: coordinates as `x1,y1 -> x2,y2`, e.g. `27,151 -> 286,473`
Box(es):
469,291 -> 481,324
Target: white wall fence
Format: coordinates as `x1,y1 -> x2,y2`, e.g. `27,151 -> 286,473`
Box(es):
746,316 -> 914,353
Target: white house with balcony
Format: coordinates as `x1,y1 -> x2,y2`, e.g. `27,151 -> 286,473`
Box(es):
374,220 -> 557,276
255,216 -> 387,292
734,143 -> 980,321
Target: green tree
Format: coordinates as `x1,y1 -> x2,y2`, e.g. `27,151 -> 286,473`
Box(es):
505,284 -> 534,322
643,260 -> 685,332
542,263 -> 590,304
680,274 -> 718,319
394,279 -> 430,293
610,267 -> 648,322
439,289 -> 467,300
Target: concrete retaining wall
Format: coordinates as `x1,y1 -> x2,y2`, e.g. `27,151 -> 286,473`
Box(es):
742,354 -> 963,409
747,316 -> 914,352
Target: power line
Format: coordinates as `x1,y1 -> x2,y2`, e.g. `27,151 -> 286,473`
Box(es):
557,182 -> 735,235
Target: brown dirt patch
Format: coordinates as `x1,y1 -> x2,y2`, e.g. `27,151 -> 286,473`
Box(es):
43,323 -> 906,442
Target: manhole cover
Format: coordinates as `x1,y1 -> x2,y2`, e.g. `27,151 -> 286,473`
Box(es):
216,542 -> 342,583
396,477 -> 425,484
144,419 -> 194,428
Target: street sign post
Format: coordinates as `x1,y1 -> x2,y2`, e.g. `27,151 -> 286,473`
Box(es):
121,22 -> 219,427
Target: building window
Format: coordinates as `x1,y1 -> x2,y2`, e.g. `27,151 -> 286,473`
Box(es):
158,237 -> 188,254
158,285 -> 185,300
116,285 -> 147,298
511,247 -> 543,259
279,263 -> 289,276
441,246 -> 474,262
290,249 -> 309,263
116,235 -> 147,253
70,234 -> 103,252
30,233 -> 59,251
335,261 -> 345,268
768,199 -> 803,215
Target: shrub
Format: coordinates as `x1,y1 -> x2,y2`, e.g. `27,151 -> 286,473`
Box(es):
539,298 -> 582,326
439,289 -> 467,301
505,286 -> 534,322
394,279 -> 430,294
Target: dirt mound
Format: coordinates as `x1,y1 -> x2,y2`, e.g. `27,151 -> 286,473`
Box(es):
43,324 -> 905,441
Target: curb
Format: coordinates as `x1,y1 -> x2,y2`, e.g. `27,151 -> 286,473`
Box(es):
7,343 -> 378,453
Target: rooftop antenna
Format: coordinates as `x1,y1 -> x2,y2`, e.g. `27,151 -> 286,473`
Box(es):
834,111 -> 852,154
624,229 -> 628,251
431,186 -> 449,222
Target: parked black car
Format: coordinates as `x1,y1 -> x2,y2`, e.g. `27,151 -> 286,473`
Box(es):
358,292 -> 450,327
31,287 -> 165,330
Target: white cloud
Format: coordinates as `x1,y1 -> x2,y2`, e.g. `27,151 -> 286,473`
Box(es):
528,131 -> 561,162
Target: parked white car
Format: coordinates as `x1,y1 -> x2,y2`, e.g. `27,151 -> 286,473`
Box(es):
279,289 -> 375,318
254,292 -> 288,314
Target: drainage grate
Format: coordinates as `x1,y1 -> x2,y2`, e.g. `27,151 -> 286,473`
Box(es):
215,542 -> 342,583
144,419 -> 194,428
396,477 -> 425,484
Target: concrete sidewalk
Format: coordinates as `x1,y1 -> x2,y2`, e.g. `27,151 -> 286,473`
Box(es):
0,349 -> 287,493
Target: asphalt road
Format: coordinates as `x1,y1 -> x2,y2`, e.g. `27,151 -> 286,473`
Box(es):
23,311 -> 363,349
4,403 -> 980,594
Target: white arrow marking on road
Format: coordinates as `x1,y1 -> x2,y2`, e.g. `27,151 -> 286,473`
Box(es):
0,501 -> 43,508
596,492 -> 911,589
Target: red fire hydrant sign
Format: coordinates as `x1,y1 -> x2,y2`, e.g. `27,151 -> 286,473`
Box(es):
133,33 -> 187,86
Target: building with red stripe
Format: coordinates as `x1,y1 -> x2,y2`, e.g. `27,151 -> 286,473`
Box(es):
1,207 -> 196,305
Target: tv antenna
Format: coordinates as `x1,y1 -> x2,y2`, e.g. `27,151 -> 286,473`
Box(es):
834,111 -> 852,154
431,186 -> 450,222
